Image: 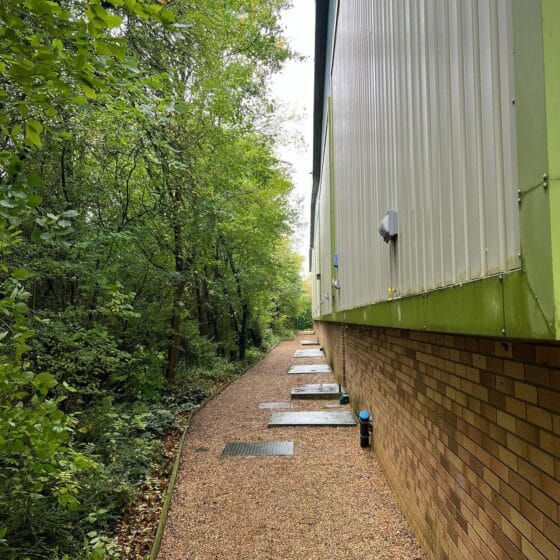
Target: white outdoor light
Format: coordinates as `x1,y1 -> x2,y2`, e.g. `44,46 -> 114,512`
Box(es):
378,210 -> 398,243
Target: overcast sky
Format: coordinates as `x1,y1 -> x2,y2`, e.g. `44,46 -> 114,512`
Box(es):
270,1 -> 315,272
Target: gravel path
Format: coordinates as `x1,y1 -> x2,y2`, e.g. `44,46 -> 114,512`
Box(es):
158,335 -> 427,560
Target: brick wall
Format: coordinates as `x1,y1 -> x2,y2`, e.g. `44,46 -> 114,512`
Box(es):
316,321 -> 560,560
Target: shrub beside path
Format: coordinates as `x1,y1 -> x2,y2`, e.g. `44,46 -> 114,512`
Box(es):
157,335 -> 427,560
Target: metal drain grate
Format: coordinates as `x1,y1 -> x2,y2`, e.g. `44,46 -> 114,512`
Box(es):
222,441 -> 294,457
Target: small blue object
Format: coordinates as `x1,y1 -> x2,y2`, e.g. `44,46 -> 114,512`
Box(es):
333,253 -> 339,268
359,410 -> 370,421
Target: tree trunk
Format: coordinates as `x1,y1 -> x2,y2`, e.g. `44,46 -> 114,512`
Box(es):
239,303 -> 249,361
166,282 -> 185,382
195,273 -> 210,338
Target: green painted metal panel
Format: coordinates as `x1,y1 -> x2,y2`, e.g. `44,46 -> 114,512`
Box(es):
511,0 -> 555,335
502,272 -> 554,339
318,275 -> 504,337
317,270 -> 558,340
542,0 -> 560,336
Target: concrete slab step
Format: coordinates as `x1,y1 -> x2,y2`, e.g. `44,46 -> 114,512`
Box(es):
268,410 -> 356,427
293,349 -> 324,358
291,383 -> 341,399
301,340 -> 320,346
257,402 -> 293,409
288,364 -> 332,375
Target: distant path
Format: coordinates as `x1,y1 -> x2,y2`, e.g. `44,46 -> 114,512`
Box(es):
157,335 -> 426,560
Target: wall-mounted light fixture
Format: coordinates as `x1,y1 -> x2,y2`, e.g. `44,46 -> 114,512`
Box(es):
378,210 -> 398,243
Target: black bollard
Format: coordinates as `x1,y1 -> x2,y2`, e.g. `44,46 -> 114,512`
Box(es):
359,410 -> 371,448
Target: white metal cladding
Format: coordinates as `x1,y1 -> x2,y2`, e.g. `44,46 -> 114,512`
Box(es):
327,0 -> 520,312
313,136 -> 333,318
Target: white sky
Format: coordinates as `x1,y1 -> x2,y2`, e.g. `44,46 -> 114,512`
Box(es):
270,1 -> 315,271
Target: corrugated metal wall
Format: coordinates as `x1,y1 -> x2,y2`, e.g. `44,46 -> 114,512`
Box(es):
313,135 -> 333,318
324,0 -> 520,313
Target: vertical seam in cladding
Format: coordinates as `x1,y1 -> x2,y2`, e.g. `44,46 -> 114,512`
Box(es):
473,0 -> 488,277
456,1 -> 471,282
443,0 -> 457,284
490,0 -> 508,271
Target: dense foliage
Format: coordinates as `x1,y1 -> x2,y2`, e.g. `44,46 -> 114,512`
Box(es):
0,1 -> 310,557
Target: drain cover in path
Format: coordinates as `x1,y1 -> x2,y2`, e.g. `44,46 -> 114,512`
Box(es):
257,401 -> 293,409
222,441 -> 294,456
268,411 -> 356,427
291,383 -> 340,399
293,349 -> 324,358
288,364 -> 332,375
301,340 -> 320,346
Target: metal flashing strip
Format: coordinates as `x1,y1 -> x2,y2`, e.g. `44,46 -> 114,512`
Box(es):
222,441 -> 294,457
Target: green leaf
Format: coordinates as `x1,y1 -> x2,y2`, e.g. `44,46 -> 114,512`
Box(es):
12,268 -> 32,281
28,195 -> 43,208
160,9 -> 175,25
61,209 -> 79,218
32,372 -> 58,392
14,302 -> 28,314
52,38 -> 63,51
80,85 -> 97,100
71,96 -> 88,105
25,120 -> 43,148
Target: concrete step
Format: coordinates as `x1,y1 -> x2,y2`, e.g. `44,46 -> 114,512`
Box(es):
291,383 -> 341,400
293,349 -> 324,358
288,364 -> 332,375
268,410 -> 356,427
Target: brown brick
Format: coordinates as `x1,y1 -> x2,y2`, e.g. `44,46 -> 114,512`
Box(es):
499,445 -> 518,470
527,405 -> 553,430
540,430 -> 560,457
473,354 -> 487,369
505,396 -> 527,419
511,508 -> 533,539
538,388 -> 560,413
525,365 -> 551,386
507,433 -> 529,458
543,515 -> 560,548
495,375 -> 515,394
531,527 -> 558,560
499,479 -> 520,510
516,419 -> 540,445
542,474 -> 560,502
498,525 -> 521,558
535,345 -> 560,368
518,458 -> 543,487
530,486 -> 558,523
521,537 -> 547,560
497,410 -> 516,432
495,341 -> 514,358
515,382 -> 538,403
503,360 -> 525,380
